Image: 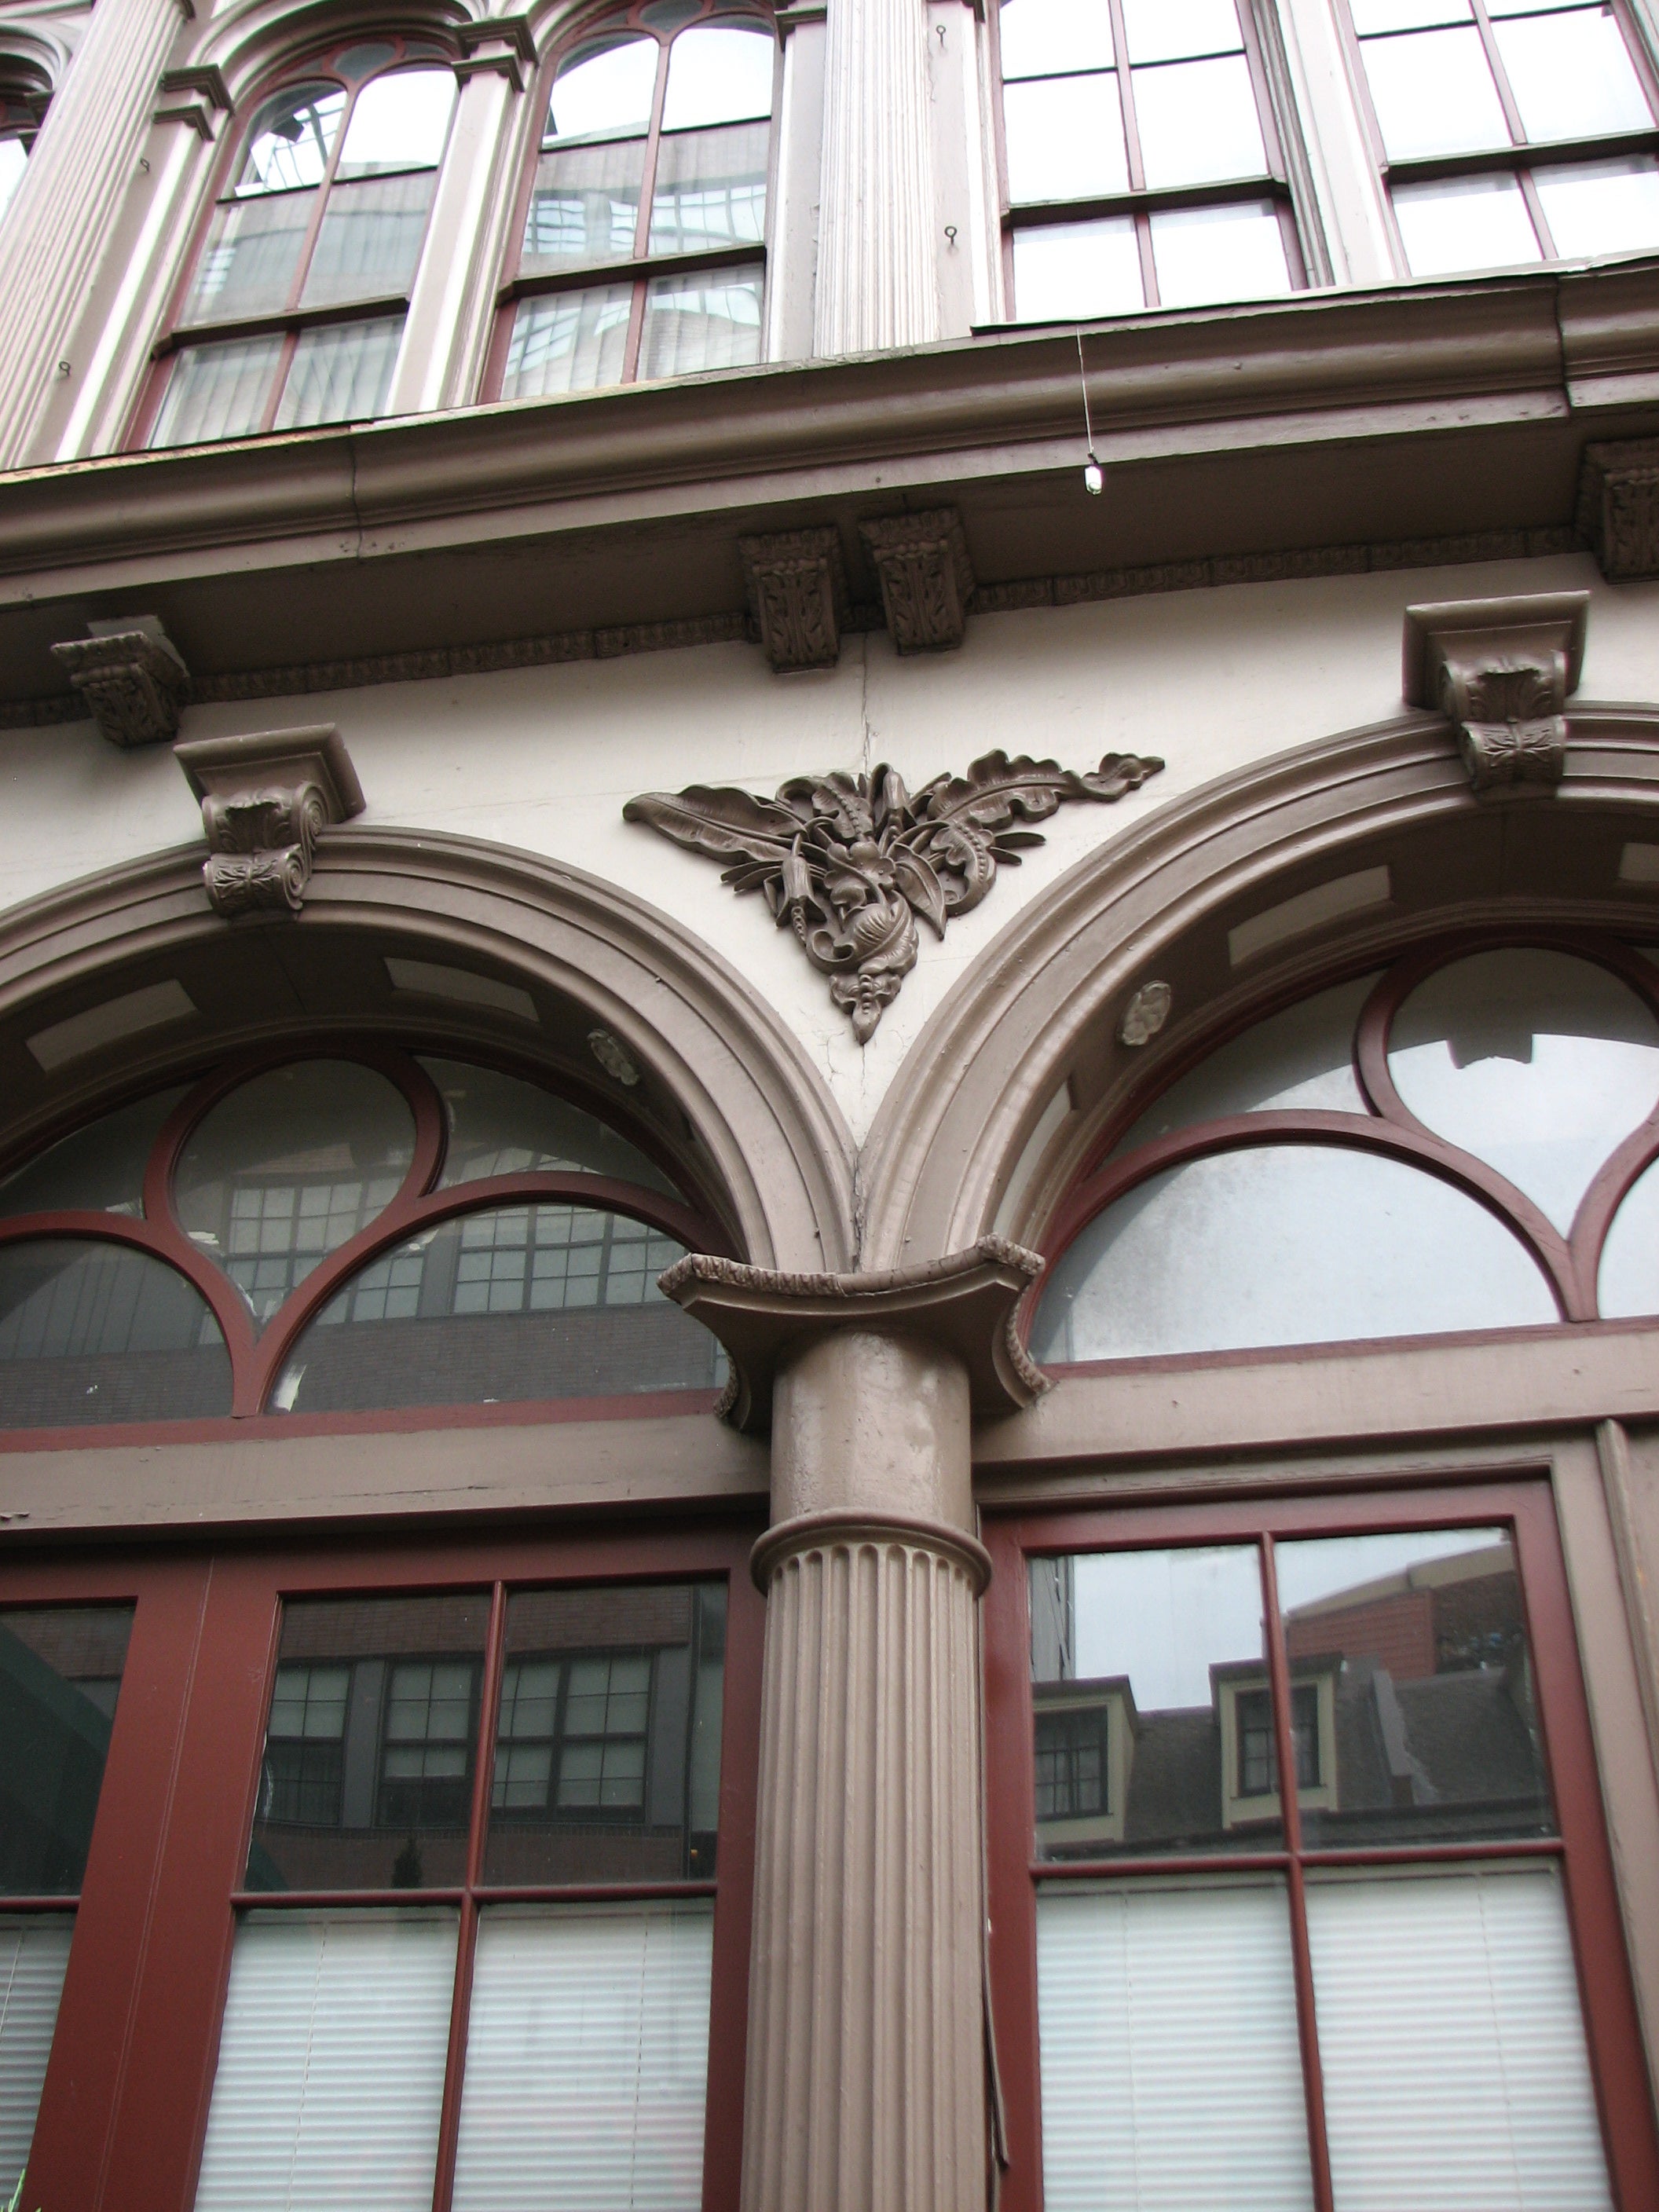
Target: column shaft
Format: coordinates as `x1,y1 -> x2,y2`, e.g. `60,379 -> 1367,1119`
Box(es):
815,0 -> 939,354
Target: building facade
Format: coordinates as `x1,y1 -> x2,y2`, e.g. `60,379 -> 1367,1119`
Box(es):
2,0 -> 1659,2207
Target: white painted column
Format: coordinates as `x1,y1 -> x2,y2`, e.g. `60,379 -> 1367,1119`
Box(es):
814,0 -> 940,355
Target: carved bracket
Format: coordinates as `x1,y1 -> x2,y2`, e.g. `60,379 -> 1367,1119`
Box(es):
1402,591 -> 1589,794
455,16 -> 538,91
624,749 -> 1165,1040
859,507 -> 976,653
154,64 -> 231,138
1578,438 -> 1659,581
738,526 -> 850,672
174,724 -> 365,918
50,625 -> 192,748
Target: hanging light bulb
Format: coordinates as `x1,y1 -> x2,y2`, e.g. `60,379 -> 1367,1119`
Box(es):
1083,455 -> 1104,496
1076,331 -> 1103,496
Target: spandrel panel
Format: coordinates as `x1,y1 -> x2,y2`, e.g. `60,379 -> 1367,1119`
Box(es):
0,1605 -> 133,1892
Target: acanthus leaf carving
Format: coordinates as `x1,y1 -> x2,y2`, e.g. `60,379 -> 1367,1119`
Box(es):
49,627 -> 192,748
858,507 -> 976,654
738,527 -> 849,672
174,725 -> 364,919
1401,591 -> 1588,797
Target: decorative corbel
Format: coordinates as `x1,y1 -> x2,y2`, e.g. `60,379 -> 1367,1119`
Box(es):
174,725 -> 364,918
1577,439 -> 1659,580
738,526 -> 849,672
858,507 -> 976,653
455,16 -> 538,91
154,64 -> 231,139
1401,591 -> 1590,794
50,621 -> 192,748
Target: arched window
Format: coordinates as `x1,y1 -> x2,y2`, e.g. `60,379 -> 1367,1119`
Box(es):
137,39 -> 459,449
489,4 -> 777,401
991,0 -> 1306,320
1341,0 -> 1659,277
0,1046 -> 726,1430
1030,938 -> 1659,1365
0,58 -> 49,225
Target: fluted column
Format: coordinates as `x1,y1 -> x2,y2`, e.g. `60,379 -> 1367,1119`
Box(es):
0,0 -> 186,467
815,0 -> 939,354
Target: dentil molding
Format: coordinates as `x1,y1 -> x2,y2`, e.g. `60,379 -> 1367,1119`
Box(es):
174,723 -> 364,917
1402,590 -> 1589,793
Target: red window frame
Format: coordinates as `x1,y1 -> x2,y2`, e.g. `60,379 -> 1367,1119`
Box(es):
4,1517 -> 763,2212
983,1479 -> 1659,2212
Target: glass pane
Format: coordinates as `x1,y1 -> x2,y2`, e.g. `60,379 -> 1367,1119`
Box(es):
1149,200 -> 1290,306
1306,1866 -> 1613,2212
1133,55 -> 1267,188
1031,1144 -> 1556,1363
547,38 -> 659,141
661,24 -> 774,128
247,1593 -> 489,1892
0,1241 -> 232,1426
998,0 -> 1114,79
1004,75 -> 1130,201
423,1059 -> 679,1194
1012,218 -> 1144,319
181,194 -> 312,324
1361,27 -> 1509,160
0,1606 -> 133,1891
301,172 -> 437,306
274,313 -> 404,427
522,137 -> 646,269
1492,9 -> 1651,143
452,1903 -> 712,2212
271,1206 -> 721,1413
1392,170 -> 1543,273
0,137 -> 26,222
148,335 -> 284,448
638,268 -> 763,378
484,1582 -> 724,1884
1275,1529 -> 1552,1846
335,67 -> 456,177
1037,1881 -> 1313,2212
1597,1154 -> 1659,1316
649,119 -> 768,255
1122,0 -> 1243,64
503,285 -> 632,398
194,1911 -> 456,2212
0,1917 -> 73,2204
1536,155 -> 1659,259
1388,950 -> 1659,1234
0,1088 -> 184,1219
335,41 -> 398,80
1351,0 -> 1470,26
174,1060 -> 416,1326
233,83 -> 346,196
1031,1546 -> 1280,1855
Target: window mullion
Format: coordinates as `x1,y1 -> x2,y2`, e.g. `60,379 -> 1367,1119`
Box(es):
1468,0 -> 1530,149
1516,161 -> 1560,258
283,78 -> 358,320
1102,0 -> 1146,193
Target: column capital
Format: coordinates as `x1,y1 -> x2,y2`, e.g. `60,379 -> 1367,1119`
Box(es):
751,1507 -> 993,1592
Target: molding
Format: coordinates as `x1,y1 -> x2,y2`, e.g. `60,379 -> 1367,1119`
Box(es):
154,62 -> 229,137
1579,438 -> 1659,580
174,723 -> 365,917
859,507 -> 976,653
1402,591 -> 1590,793
48,626 -> 191,747
454,14 -> 537,90
751,1506 -> 993,1591
738,526 -> 849,671
658,1236 -> 1046,1432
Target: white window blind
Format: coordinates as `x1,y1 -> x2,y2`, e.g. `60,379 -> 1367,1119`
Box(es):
451,1900 -> 713,2212
1036,1881 -> 1314,2212
1306,1864 -> 1613,2212
193,1910 -> 457,2212
0,1915 -> 73,2200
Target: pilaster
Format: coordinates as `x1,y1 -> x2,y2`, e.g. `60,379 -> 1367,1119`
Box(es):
815,0 -> 939,354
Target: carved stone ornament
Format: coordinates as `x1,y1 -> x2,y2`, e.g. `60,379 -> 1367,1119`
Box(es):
858,507 -> 976,654
1119,978 -> 1172,1046
738,526 -> 851,672
1577,438 -> 1659,581
623,749 -> 1166,1041
174,724 -> 365,918
50,626 -> 192,748
1401,591 -> 1589,795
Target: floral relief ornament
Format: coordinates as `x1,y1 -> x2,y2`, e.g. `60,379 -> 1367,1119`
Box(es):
624,749 -> 1164,1041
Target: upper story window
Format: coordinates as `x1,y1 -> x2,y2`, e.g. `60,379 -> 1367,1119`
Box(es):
1342,0 -> 1659,277
489,5 -> 777,402
0,100 -> 35,225
138,39 -> 458,449
992,0 -> 1305,320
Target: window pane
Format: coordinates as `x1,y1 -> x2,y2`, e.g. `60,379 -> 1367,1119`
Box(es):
181,193 -> 313,324
423,1060 -> 679,1194
194,1911 -> 457,2212
0,1087 -> 184,1219
274,313 -> 403,427
639,268 -> 763,377
1361,27 -> 1509,160
1393,170 -> 1542,273
247,1594 -> 489,1892
452,1903 -> 712,2212
0,1241 -> 232,1426
335,67 -> 456,178
1388,950 -> 1659,1235
1133,55 -> 1267,187
1033,1546 -> 1281,1854
522,137 -> 646,270
998,0 -> 1114,79
1121,0 -> 1243,64
1536,154 -> 1659,258
148,334 -> 284,447
1004,75 -> 1129,200
503,284 -> 632,397
661,24 -> 775,129
1306,1866 -> 1612,2211
0,1917 -> 73,2204
1351,0 -> 1470,25
1031,1144 -> 1556,1363
1492,9 -> 1651,143
1275,1530 -> 1553,1847
1012,217 -> 1144,318
1149,199 -> 1290,306
0,1606 -> 133,1891
0,137 -> 26,222
233,83 -> 346,196
1037,1881 -> 1314,2212
301,173 -> 437,306
649,119 -> 768,255
547,38 -> 659,141
1598,1154 -> 1659,1316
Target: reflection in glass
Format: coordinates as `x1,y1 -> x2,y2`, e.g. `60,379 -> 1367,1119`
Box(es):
1031,1546 -> 1280,1855
247,1594 -> 490,1892
1274,1529 -> 1552,1847
0,137 -> 27,223
1360,27 -> 1508,161
639,269 -> 764,377
182,193 -> 313,323
274,313 -> 404,427
0,1242 -> 232,1426
483,1581 -> 724,1884
1133,56 -> 1266,190
1149,200 -> 1289,306
1350,0 -> 1470,26
1537,156 -> 1659,260
0,1088 -> 184,1219
1392,171 -> 1541,275
649,120 -> 768,255
423,1059 -> 679,1195
0,1606 -> 133,1891
1122,0 -> 1242,64
1004,75 -> 1128,201
503,284 -> 633,397
0,1917 -> 74,2204
1031,1144 -> 1556,1364
998,0 -> 1114,79
148,334 -> 284,447
1598,1155 -> 1659,1317
1012,218 -> 1143,320
546,39 -> 659,141
660,24 -> 775,129
522,138 -> 646,269
334,68 -> 456,177
301,172 -> 438,306
1388,950 -> 1659,1234
1491,8 -> 1650,144
233,83 -> 345,196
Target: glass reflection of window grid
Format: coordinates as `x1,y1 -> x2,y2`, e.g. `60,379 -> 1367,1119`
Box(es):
1035,1706 -> 1110,1818
453,1207 -> 679,1314
1236,1682 -> 1319,1796
493,1659 -> 563,1811
225,1173 -> 402,1320
380,1660 -> 476,1827
264,1663 -> 350,1824
559,1654 -> 652,1811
